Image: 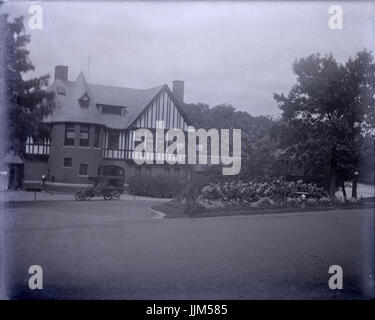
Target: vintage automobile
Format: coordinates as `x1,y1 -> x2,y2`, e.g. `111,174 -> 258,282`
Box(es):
75,176 -> 124,201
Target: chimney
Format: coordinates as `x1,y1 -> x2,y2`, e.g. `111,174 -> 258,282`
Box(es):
54,65 -> 68,81
172,80 -> 184,106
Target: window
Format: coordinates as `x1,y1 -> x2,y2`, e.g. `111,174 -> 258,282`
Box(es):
79,164 -> 88,176
65,124 -> 75,146
174,168 -> 180,176
135,166 -> 142,175
79,125 -> 90,147
63,158 -> 72,167
56,86 -> 66,95
79,92 -> 90,108
145,167 -> 151,176
100,104 -> 126,115
164,168 -> 170,176
108,130 -> 119,149
93,126 -> 100,148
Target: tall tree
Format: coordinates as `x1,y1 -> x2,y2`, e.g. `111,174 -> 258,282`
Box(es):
182,102 -> 277,177
3,15 -> 54,155
274,50 -> 375,197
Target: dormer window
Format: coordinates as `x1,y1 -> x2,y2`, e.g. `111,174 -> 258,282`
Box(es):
56,86 -> 66,95
79,92 -> 90,108
97,104 -> 127,116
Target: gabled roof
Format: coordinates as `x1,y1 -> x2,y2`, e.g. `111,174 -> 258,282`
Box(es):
44,72 -> 166,129
88,81 -> 164,128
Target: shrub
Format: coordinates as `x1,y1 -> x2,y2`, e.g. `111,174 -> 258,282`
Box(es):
252,197 -> 275,209
127,175 -> 185,198
318,196 -> 332,206
286,197 -> 298,207
306,198 -> 318,207
198,198 -> 225,209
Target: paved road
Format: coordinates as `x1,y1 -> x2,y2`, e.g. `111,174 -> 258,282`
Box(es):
3,200 -> 374,299
1,190 -> 168,202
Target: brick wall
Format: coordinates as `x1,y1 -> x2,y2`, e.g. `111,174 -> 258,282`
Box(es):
23,122 -> 190,189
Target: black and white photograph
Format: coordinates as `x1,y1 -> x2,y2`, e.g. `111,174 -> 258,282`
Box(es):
0,0 -> 374,305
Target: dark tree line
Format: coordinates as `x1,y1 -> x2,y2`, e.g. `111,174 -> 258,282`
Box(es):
181,102 -> 281,179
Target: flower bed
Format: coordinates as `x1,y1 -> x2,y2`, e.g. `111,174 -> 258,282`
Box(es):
198,177 -> 330,209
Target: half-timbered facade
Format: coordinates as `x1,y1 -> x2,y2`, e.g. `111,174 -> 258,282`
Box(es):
23,65 -> 190,189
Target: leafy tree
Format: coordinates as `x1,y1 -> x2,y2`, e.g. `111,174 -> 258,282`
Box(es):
182,102 -> 277,178
274,50 -> 375,197
3,15 -> 54,155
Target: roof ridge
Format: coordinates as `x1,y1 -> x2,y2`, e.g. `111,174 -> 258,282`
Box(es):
88,81 -> 164,91
136,83 -> 165,108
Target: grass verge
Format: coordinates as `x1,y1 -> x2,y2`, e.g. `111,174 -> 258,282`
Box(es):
152,200 -> 375,219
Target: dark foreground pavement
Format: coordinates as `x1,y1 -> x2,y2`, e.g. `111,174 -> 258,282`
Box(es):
3,200 -> 374,299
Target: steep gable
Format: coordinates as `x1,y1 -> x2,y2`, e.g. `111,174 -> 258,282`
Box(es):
130,86 -> 190,131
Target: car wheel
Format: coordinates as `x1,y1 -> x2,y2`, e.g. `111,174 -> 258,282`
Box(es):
75,191 -> 84,201
111,191 -> 120,200
104,194 -> 112,201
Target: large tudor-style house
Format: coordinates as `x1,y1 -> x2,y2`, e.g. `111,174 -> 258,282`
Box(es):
23,65 -> 191,189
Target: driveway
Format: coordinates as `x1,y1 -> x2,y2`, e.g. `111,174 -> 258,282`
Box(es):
2,200 -> 374,299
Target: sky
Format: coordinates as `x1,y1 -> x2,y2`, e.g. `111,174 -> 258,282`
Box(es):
2,0 -> 375,116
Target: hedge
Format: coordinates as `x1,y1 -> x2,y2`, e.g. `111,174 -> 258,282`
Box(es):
127,175 -> 185,198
